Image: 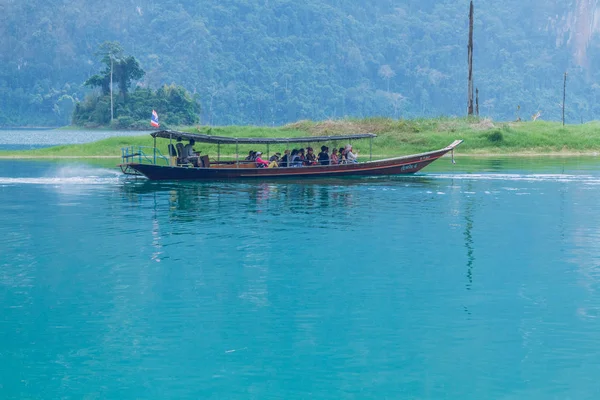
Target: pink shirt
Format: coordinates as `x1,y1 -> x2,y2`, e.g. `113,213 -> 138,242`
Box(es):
256,156 -> 269,166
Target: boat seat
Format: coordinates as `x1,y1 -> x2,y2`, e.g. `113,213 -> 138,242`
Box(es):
168,144 -> 178,166
175,142 -> 194,166
175,142 -> 185,164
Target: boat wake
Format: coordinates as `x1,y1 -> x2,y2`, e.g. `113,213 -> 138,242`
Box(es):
0,165 -> 123,186
424,173 -> 600,185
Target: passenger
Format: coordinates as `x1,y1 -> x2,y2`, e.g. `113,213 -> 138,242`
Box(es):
291,149 -> 303,167
255,152 -> 269,168
318,145 -> 330,165
339,147 -> 347,164
345,144 -> 359,163
305,147 -> 318,165
184,139 -> 200,166
279,150 -> 291,167
245,150 -> 254,161
330,148 -> 339,165
250,151 -> 258,161
298,148 -> 308,166
268,153 -> 281,168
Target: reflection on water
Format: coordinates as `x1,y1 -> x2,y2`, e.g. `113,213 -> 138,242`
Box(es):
463,181 -> 476,291
2,160 -> 600,399
121,179 -> 372,214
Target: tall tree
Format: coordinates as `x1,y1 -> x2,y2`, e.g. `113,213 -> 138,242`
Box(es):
114,56 -> 145,100
84,41 -> 145,121
378,65 -> 396,93
100,41 -> 123,122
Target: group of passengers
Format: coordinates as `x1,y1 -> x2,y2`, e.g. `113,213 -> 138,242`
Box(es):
244,145 -> 359,168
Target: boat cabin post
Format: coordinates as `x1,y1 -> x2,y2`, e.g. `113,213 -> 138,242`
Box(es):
217,143 -> 220,163
267,143 -> 270,158
153,135 -> 157,164
369,137 -> 373,161
235,141 -> 239,168
169,133 -> 173,166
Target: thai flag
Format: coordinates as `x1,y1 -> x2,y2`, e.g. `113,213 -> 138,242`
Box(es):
151,110 -> 160,128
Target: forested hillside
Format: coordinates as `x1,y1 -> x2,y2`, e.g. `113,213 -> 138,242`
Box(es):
2,0 -> 600,126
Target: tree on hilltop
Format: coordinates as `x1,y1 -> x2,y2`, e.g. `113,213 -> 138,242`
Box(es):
85,41 -> 145,120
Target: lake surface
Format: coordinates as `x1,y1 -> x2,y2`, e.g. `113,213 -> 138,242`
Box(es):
1,158 -> 600,399
0,128 -> 150,151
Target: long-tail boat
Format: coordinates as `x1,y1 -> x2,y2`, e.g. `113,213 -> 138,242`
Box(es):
119,130 -> 463,180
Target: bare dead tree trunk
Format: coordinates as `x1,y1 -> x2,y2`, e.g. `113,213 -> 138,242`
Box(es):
476,88 -> 479,117
467,1 -> 474,116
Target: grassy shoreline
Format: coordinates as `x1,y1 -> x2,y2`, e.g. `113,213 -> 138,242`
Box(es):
2,118 -> 600,158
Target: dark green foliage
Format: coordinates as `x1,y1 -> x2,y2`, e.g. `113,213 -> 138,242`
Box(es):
1,1 -> 600,126
114,56 -> 145,98
113,116 -> 135,129
84,74 -> 111,95
73,85 -> 201,128
487,130 -> 504,143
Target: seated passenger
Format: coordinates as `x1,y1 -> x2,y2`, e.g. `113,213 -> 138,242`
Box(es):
345,144 -> 359,163
330,148 -> 339,165
305,147 -> 318,165
339,147 -> 347,164
318,146 -> 330,165
290,149 -> 302,167
298,148 -> 307,166
184,139 -> 200,166
245,151 -> 254,161
255,152 -> 269,167
279,150 -> 291,167
268,153 -> 281,168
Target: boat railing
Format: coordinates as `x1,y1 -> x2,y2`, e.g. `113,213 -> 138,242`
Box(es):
121,146 -> 169,166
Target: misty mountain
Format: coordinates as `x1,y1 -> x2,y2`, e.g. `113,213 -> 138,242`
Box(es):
1,0 -> 599,126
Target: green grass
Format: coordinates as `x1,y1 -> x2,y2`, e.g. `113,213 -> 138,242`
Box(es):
3,118 -> 600,158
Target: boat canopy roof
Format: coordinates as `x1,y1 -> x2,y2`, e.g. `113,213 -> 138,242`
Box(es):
151,130 -> 376,144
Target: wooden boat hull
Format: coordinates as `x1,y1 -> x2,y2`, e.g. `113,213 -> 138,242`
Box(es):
121,140 -> 462,181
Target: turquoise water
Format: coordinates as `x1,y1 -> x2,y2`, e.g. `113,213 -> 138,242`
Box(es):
2,159 -> 600,399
